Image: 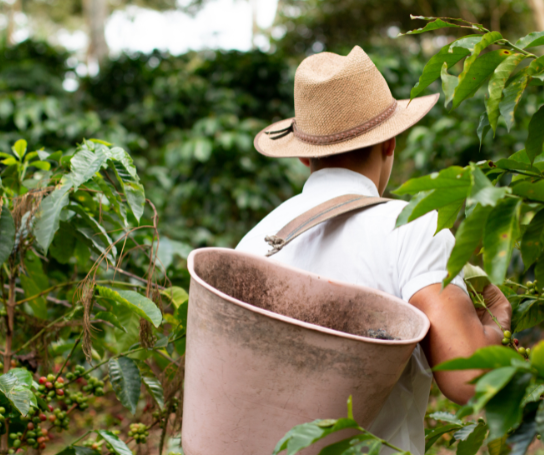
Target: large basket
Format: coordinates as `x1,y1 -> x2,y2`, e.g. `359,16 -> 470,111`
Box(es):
182,248 -> 430,455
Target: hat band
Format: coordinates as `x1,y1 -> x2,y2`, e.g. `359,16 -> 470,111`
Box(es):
266,99 -> 398,146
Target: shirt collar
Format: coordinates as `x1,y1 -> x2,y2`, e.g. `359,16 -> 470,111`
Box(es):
302,168 -> 380,198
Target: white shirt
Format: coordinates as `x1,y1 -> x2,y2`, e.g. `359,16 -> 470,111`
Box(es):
236,167 -> 467,455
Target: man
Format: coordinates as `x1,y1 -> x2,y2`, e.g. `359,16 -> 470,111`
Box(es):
236,46 -> 511,455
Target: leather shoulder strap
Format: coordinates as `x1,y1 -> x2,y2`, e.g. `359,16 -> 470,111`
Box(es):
265,194 -> 390,257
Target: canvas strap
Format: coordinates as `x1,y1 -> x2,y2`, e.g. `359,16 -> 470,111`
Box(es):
265,194 -> 390,257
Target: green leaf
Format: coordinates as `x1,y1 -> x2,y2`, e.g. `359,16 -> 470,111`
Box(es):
108,357 -> 142,415
453,47 -> 510,109
56,446 -> 97,455
526,105 -> 544,164
69,205 -> 117,259
467,164 -> 509,207
486,53 -> 526,134
95,430 -> 132,455
30,161 -> 51,171
94,311 -> 126,332
499,68 -> 530,132
20,251 -> 49,319
96,286 -> 162,328
521,209 -> 544,269
523,384 -> 544,406
12,139 -> 26,159
395,191 -> 429,228
319,434 -> 376,455
530,340 -> 544,378
401,17 -> 463,36
486,373 -> 532,441
512,299 -> 544,333
512,180 -> 544,202
436,199 -> 464,234
444,204 -> 492,287
477,112 -> 491,149
138,362 -> 164,409
394,166 -> 469,195
488,436 -> 509,455
2,157 -> 17,166
456,423 -> 487,455
425,423 -> 464,452
507,415 -> 537,455
161,286 -> 188,309
483,198 -> 521,284
434,346 -> 523,371
70,146 -> 109,189
428,412 -> 463,424
537,400 -> 544,436
272,418 -> 359,455
472,367 -> 518,412
0,369 -> 36,416
441,62 -> 459,107
516,31 -> 544,49
0,204 -> 15,266
410,36 -> 482,100
33,177 -> 73,253
93,175 -> 127,227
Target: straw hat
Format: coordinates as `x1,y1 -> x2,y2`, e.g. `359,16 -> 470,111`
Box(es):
254,46 -> 439,158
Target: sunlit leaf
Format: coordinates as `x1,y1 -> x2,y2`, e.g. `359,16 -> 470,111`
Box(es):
516,31 -> 544,49
400,17 -> 463,36
12,139 -> 26,159
434,346 -> 523,371
394,166 -> 469,195
436,199 -> 464,234
441,62 -> 459,107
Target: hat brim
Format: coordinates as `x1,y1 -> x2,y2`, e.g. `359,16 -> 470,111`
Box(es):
254,93 -> 439,158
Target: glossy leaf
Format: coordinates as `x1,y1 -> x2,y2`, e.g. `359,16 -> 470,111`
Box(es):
428,412 -> 463,424
401,17 -> 462,36
486,373 -> 532,441
138,362 -> 164,409
434,346 -> 523,371
161,286 -> 189,309
456,423 -> 487,455
520,209 -> 544,269
467,164 -> 509,208
472,367 -> 517,412
483,198 -> 521,284
516,31 -> 544,49
513,299 -> 544,333
477,112 -> 491,148
436,199 -> 464,234
0,369 -> 36,416
95,430 -> 132,455
444,204 -> 492,287
453,34 -> 508,109
522,384 -> 544,406
0,204 -> 15,266
96,286 -> 162,328
109,357 -> 142,415
507,415 -> 537,455
486,53 -> 526,134
499,69 -> 530,132
272,418 -> 359,455
12,139 -> 26,159
33,176 -> 73,253
394,166 -> 469,195
441,62 -> 458,107
319,435 -> 375,455
410,36 -> 481,99
425,423 -> 464,452
70,146 -> 108,189
94,311 -> 126,333
395,192 -> 429,228
526,105 -> 544,164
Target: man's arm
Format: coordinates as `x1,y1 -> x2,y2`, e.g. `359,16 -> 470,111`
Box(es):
409,283 -> 512,405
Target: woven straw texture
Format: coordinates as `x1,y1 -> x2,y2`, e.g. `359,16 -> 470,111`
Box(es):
255,46 -> 439,158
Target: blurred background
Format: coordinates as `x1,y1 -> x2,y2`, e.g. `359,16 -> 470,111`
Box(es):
0,0 -> 543,253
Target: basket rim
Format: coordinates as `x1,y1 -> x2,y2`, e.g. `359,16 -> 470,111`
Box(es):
187,247 -> 430,346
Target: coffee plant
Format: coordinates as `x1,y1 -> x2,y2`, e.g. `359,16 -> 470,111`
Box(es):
0,139 -> 187,454
275,15 -> 544,455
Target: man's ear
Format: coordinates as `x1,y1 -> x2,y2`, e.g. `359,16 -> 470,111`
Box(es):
299,157 -> 311,167
382,137 -> 396,157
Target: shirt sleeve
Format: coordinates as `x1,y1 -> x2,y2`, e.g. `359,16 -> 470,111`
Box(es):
396,210 -> 468,302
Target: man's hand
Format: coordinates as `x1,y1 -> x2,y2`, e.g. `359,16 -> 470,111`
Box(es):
410,283 -> 513,405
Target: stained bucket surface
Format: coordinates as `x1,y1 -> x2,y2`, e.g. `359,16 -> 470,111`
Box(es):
182,248 -> 430,455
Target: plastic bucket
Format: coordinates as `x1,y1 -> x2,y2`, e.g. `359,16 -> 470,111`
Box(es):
182,248 -> 430,455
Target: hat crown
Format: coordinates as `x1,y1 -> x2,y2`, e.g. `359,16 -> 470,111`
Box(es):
294,46 -> 394,136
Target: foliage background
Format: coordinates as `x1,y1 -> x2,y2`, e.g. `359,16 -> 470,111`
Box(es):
3,0 -> 544,453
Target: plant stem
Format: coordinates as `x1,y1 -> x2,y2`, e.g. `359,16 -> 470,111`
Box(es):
357,427 -> 407,453
467,281 -> 504,331
56,332 -> 83,381
158,408 -> 169,455
69,430 -> 92,447
13,309 -> 78,354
